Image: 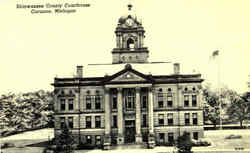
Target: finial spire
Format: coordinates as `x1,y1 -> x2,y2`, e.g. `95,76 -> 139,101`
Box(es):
128,4 -> 132,11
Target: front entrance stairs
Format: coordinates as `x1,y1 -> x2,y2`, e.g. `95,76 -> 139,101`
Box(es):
111,143 -> 147,150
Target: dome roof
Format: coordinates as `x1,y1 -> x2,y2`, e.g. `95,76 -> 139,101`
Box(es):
118,4 -> 141,25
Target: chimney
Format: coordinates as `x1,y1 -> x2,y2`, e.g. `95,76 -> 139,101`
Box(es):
76,65 -> 83,78
174,63 -> 180,74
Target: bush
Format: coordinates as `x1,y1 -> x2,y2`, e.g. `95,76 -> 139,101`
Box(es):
76,143 -> 95,150
176,132 -> 193,153
76,142 -> 102,150
54,124 -> 75,153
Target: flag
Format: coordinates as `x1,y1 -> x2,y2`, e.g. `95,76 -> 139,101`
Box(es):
209,50 -> 219,60
212,50 -> 219,57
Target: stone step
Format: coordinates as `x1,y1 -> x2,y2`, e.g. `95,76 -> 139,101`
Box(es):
111,143 -> 147,150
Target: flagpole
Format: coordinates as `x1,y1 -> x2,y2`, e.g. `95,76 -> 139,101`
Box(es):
217,50 -> 222,130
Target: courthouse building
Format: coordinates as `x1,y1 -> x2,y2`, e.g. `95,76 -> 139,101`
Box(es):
52,5 -> 204,149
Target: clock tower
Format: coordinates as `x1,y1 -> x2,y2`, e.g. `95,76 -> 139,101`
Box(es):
112,4 -> 149,64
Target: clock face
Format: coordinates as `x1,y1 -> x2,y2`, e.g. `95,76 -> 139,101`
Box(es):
126,19 -> 134,26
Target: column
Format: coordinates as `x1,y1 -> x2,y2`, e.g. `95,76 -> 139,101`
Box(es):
116,35 -> 119,48
177,85 -> 182,137
103,88 -> 111,150
117,87 -> 124,144
120,35 -> 122,48
148,87 -> 155,148
135,87 -> 142,143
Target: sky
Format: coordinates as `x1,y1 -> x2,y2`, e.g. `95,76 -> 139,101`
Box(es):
0,0 -> 249,94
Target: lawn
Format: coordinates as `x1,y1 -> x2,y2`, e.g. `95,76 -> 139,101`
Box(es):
1,128 -> 250,153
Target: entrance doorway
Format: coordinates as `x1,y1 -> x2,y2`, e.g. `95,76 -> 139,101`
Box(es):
124,120 -> 136,143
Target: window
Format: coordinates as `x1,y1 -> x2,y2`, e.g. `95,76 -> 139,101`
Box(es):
127,38 -> 135,49
142,114 -> 147,127
167,113 -> 173,125
61,90 -> 65,95
95,116 -> 101,128
185,113 -> 190,125
86,90 -> 90,94
168,133 -> 174,144
86,135 -> 92,144
112,95 -> 117,109
184,95 -> 189,107
159,133 -> 165,142
95,90 -> 99,95
69,90 -> 73,96
112,115 -> 117,128
193,87 -> 196,91
95,135 -> 101,145
60,99 -> 65,111
95,95 -> 101,109
125,89 -> 135,109
193,132 -> 198,140
86,96 -> 91,110
192,113 -> 198,125
68,117 -> 73,128
60,117 -> 65,128
86,116 -> 91,128
158,114 -> 164,125
158,92 -> 164,108
158,101 -> 164,108
68,99 -> 74,110
192,95 -> 197,107
142,95 -> 147,108
167,96 -> 173,107
184,87 -> 188,92
168,88 -> 172,92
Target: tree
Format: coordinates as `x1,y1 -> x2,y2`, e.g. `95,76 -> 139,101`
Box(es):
203,83 -> 236,128
0,90 -> 54,136
55,124 -> 75,153
176,132 -> 193,153
203,84 -> 221,128
227,92 -> 250,128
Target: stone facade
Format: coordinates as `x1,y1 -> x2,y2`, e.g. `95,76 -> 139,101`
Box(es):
52,5 -> 204,150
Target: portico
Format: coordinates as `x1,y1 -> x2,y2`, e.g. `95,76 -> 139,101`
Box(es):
103,84 -> 154,146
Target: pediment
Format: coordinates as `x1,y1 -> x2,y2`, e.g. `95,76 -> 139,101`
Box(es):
110,71 -> 146,82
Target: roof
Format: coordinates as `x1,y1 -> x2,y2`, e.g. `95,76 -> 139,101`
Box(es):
82,62 -> 197,78
56,62 -> 200,78
52,63 -> 203,87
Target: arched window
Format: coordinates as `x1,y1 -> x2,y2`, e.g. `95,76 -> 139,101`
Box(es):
127,38 -> 135,49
